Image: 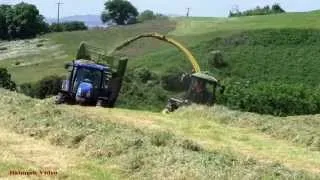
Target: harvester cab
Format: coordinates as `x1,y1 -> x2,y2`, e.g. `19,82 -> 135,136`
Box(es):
164,72 -> 225,113
55,42 -> 128,107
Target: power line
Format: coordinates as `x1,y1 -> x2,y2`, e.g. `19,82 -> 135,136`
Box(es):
57,0 -> 63,24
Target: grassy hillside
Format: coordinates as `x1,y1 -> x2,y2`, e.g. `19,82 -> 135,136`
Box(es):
4,11 -> 320,83
2,12 -> 320,115
171,12 -> 320,36
0,20 -> 175,84
127,28 -> 320,115
0,89 -> 319,179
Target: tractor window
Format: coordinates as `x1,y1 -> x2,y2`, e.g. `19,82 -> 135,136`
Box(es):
73,68 -> 102,91
186,78 -> 214,105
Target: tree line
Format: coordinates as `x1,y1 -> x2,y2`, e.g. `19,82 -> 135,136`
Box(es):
229,4 -> 285,17
0,2 -> 88,40
101,0 -> 168,25
0,3 -> 48,40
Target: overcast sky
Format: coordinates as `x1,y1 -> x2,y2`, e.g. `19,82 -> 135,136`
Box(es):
1,0 -> 319,18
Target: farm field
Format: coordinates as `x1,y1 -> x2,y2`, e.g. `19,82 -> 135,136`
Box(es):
0,90 -> 319,179
1,9 -> 320,179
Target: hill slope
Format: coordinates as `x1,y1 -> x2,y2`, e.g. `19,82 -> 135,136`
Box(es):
0,89 -> 319,179
2,12 -> 320,114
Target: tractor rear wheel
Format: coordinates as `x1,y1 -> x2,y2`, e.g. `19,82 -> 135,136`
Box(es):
96,98 -> 108,108
55,92 -> 66,104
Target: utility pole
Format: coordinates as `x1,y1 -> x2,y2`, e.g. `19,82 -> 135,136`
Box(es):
186,8 -> 190,17
57,0 -> 63,24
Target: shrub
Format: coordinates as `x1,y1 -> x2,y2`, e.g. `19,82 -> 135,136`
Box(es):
0,68 -> 16,91
161,70 -> 190,92
134,68 -> 153,83
219,80 -> 320,116
229,3 -> 285,17
50,21 -> 88,32
209,50 -> 227,69
20,75 -> 63,99
138,10 -> 156,22
117,70 -> 168,111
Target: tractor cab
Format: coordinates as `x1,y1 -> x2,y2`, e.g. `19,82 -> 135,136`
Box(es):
63,60 -> 111,103
57,59 -> 112,106
164,72 -> 224,113
186,72 -> 221,105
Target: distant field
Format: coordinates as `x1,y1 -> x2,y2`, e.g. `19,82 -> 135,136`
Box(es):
171,12 -> 320,36
0,20 -> 175,84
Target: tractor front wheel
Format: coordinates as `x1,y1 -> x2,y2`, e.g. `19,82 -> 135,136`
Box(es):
55,92 -> 66,104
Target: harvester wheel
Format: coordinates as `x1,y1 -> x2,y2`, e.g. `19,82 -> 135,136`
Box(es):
96,98 -> 108,108
162,108 -> 170,114
55,92 -> 66,104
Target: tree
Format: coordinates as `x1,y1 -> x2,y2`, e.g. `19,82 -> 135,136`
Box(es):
9,3 -> 47,38
0,5 -> 11,39
101,0 -> 139,25
0,68 -> 16,91
0,2 -> 48,40
138,10 -> 155,22
229,3 -> 285,17
272,3 -> 285,13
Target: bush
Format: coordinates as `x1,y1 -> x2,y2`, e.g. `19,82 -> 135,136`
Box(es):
219,80 -> 320,116
138,10 -> 169,22
50,21 -> 88,32
138,10 -> 156,22
161,70 -> 190,92
0,68 -> 16,91
117,70 -> 169,111
209,50 -> 227,69
20,75 -> 63,99
229,3 -> 285,17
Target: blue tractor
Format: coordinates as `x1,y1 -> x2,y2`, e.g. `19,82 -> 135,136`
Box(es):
55,42 -> 128,107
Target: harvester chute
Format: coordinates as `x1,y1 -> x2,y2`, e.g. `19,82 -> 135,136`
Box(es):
109,32 -> 201,73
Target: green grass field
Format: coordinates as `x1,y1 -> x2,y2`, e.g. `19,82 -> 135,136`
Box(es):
2,12 -> 320,84
1,11 -> 320,179
0,90 -> 319,179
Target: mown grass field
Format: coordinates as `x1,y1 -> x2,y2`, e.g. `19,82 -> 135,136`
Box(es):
1,11 -> 320,179
0,90 -> 319,179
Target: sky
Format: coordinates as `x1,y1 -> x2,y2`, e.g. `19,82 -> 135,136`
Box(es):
0,0 -> 320,18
